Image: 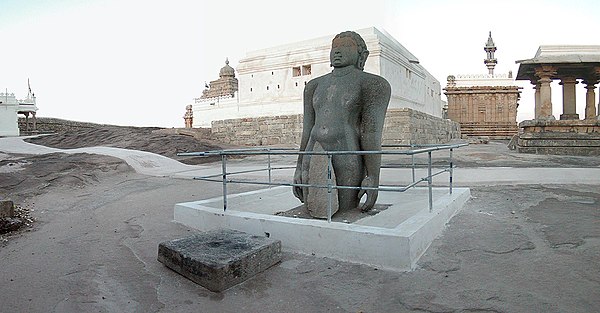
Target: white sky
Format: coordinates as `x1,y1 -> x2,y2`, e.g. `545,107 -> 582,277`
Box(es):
1,0 -> 599,127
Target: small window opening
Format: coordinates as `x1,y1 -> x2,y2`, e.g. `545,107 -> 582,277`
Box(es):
302,65 -> 312,75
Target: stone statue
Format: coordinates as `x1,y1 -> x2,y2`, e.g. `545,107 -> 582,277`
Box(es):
184,104 -> 194,128
293,31 -> 391,218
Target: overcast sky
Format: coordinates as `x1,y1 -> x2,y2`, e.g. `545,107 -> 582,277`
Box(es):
1,0 -> 599,127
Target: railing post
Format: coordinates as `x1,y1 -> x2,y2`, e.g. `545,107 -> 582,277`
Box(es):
267,148 -> 272,188
449,148 -> 454,194
222,154 -> 228,212
411,144 -> 416,183
327,154 -> 333,223
428,151 -> 433,212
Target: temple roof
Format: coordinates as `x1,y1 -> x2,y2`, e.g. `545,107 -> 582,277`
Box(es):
515,45 -> 600,80
219,58 -> 236,78
517,45 -> 600,64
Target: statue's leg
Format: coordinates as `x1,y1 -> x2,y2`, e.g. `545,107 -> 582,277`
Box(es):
332,154 -> 364,211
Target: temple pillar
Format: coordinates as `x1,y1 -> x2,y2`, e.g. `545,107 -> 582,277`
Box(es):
32,112 -> 37,131
531,80 -> 541,119
584,80 -> 597,119
597,67 -> 600,118
535,66 -> 556,119
24,113 -> 30,131
560,77 -> 578,120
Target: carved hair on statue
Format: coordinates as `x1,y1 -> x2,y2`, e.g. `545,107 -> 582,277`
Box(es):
331,31 -> 369,70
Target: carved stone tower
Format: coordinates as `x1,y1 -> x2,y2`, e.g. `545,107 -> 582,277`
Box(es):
201,58 -> 239,99
484,31 -> 497,75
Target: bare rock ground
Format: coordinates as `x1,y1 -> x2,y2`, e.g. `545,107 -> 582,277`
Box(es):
24,125 -> 235,164
0,123 -> 599,312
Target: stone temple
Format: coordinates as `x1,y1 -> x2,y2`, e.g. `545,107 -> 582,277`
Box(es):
189,27 -> 460,146
514,45 -> 600,155
444,32 -> 521,139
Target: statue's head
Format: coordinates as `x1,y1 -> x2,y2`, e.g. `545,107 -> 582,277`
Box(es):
330,31 -> 369,70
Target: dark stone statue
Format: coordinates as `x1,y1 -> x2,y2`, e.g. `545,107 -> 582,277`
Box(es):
293,31 -> 391,218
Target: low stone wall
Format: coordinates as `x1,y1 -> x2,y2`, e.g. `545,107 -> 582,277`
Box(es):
211,115 -> 303,146
382,108 -> 461,145
516,119 -> 600,156
211,108 -> 461,146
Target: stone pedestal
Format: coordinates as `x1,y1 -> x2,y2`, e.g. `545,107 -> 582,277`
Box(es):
157,229 -> 282,292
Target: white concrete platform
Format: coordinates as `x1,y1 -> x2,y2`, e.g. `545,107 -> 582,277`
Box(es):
174,186 -> 470,272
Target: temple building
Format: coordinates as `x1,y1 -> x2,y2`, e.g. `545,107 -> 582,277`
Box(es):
444,32 -> 521,139
514,45 -> 600,155
191,27 -> 444,128
187,27 -> 461,146
0,86 -> 38,136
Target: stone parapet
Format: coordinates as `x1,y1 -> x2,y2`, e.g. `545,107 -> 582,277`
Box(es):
516,119 -> 600,155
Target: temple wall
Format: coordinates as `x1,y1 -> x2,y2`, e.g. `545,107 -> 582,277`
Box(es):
1,106 -> 19,136
210,108 -> 460,146
445,85 -> 520,139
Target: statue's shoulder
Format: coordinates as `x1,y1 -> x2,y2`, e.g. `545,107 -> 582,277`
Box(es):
361,71 -> 389,84
360,72 -> 391,91
305,73 -> 330,90
309,73 -> 330,84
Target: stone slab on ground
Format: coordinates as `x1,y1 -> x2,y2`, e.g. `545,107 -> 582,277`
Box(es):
157,229 -> 282,292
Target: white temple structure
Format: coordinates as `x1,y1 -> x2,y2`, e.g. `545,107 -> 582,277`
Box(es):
0,87 -> 38,136
192,27 -> 444,127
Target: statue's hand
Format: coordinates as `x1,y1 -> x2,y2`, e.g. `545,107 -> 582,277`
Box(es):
292,168 -> 304,203
358,176 -> 378,212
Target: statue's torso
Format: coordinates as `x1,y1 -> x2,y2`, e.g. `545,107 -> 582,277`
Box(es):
310,72 -> 364,151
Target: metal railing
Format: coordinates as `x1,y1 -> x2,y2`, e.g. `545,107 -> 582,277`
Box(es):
178,143 -> 468,223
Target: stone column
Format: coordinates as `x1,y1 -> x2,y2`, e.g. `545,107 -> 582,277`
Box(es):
535,66 -> 556,120
560,77 -> 579,120
584,80 -> 598,119
531,80 -> 541,119
597,67 -> 600,118
32,112 -> 37,131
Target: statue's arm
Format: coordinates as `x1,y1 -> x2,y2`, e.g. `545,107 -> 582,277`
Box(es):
298,80 -> 317,154
293,80 -> 317,201
358,76 -> 391,211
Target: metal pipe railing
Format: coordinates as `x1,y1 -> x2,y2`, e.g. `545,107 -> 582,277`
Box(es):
179,143 -> 468,222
